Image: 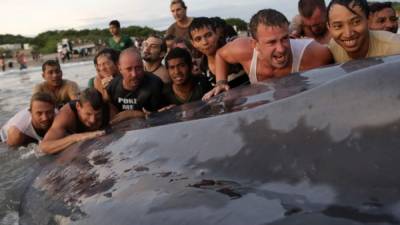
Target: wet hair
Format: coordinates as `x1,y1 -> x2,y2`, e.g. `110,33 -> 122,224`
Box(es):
327,0 -> 369,23
78,88 -> 104,111
93,48 -> 120,66
165,47 -> 193,70
109,20 -> 120,28
298,0 -> 327,18
29,92 -> 55,111
42,60 -> 61,72
147,34 -> 167,53
170,0 -> 187,9
369,2 -> 394,14
249,9 -> 289,40
188,17 -> 216,40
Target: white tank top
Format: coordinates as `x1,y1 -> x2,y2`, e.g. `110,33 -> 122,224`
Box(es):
0,108 -> 41,142
249,39 -> 313,84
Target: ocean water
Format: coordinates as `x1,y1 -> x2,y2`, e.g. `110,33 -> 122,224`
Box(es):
0,61 -> 95,224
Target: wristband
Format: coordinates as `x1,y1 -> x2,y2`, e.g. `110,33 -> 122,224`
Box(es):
216,80 -> 228,86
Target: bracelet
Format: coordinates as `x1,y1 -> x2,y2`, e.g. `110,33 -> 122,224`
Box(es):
216,80 -> 228,86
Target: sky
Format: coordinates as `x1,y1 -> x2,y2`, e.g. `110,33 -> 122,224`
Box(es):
0,0 -> 392,37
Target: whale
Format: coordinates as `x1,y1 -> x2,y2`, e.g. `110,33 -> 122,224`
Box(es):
14,55 -> 400,225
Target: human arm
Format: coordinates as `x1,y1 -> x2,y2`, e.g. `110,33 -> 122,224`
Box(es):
39,106 -> 104,154
203,38 -> 252,101
301,41 -> 334,71
6,126 -> 30,147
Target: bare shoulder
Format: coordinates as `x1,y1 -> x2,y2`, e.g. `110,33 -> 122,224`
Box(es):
218,38 -> 254,63
53,103 -> 76,130
303,41 -> 333,68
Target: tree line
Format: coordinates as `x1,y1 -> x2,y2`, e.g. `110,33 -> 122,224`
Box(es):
0,18 -> 248,55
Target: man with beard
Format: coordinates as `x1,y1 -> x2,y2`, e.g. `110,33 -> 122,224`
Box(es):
39,88 -> 110,154
166,0 -> 193,40
163,47 -> 212,105
107,47 -> 163,124
33,60 -> 80,108
327,0 -> 400,63
1,92 -> 56,147
142,35 -> 170,83
368,2 -> 398,34
295,0 -> 331,44
203,9 -> 332,100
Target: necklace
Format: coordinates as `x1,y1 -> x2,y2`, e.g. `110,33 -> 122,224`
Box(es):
146,63 -> 162,73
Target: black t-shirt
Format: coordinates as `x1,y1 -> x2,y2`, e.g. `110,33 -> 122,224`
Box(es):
199,56 -> 249,88
162,75 -> 212,105
107,72 -> 163,112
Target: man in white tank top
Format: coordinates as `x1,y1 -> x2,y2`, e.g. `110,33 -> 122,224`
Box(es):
1,93 -> 56,147
203,9 -> 332,100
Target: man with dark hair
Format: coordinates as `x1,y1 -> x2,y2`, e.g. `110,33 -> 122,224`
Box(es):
39,88 -> 111,154
189,17 -> 247,87
166,0 -> 193,39
368,2 -> 398,34
107,47 -> 163,124
33,60 -> 80,108
108,20 -> 134,52
1,92 -> 56,147
142,35 -> 170,83
164,34 -> 177,53
203,9 -> 332,100
163,47 -> 212,105
292,0 -> 331,44
89,48 -> 120,101
327,0 -> 400,63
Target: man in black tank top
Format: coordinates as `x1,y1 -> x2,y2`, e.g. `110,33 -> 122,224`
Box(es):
107,47 -> 163,124
40,89 -> 111,155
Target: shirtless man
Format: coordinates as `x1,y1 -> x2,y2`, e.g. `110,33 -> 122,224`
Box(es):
189,17 -> 247,87
39,88 -> 110,154
327,0 -> 400,63
107,20 -> 134,52
294,0 -> 331,44
368,1 -> 398,34
166,0 -> 193,40
142,35 -> 170,83
107,47 -> 163,124
203,9 -> 332,100
1,92 -> 56,147
33,60 -> 80,108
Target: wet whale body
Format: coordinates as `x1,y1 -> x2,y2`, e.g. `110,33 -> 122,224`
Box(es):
19,56 -> 400,225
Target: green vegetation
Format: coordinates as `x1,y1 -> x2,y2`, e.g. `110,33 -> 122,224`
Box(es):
0,25 -> 162,54
393,2 -> 400,12
225,18 -> 248,31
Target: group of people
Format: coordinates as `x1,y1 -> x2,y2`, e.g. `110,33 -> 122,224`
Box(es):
1,0 -> 400,155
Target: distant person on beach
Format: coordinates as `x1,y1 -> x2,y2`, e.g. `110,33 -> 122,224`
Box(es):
166,0 -> 193,40
89,48 -> 120,101
162,47 -> 212,106
368,2 -> 398,34
327,0 -> 400,63
0,55 -> 5,72
203,9 -> 332,100
107,20 -> 134,52
142,35 -> 170,83
39,88 -> 111,154
164,34 -> 177,53
33,60 -> 80,108
189,17 -> 247,87
1,92 -> 56,147
16,51 -> 27,70
107,47 -> 163,124
290,0 -> 331,44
